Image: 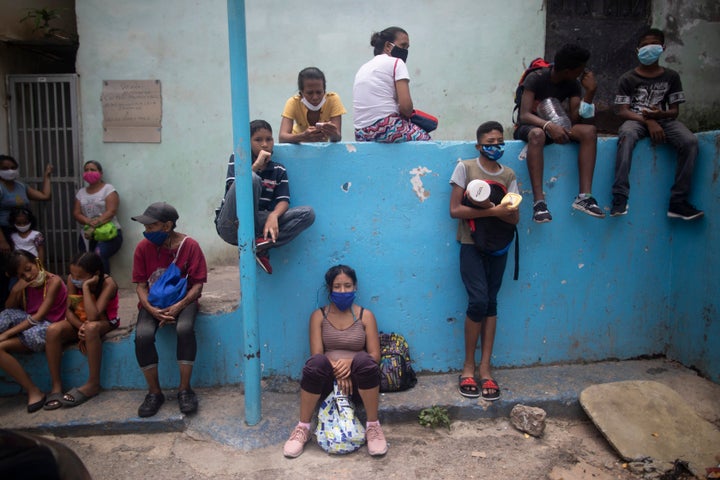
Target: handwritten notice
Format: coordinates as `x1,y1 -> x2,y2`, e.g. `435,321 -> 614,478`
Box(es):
101,80 -> 162,143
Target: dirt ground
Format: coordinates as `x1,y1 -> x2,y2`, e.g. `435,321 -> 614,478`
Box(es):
48,418 -> 660,480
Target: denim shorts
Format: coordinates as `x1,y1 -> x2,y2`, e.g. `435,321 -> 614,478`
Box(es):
0,308 -> 51,352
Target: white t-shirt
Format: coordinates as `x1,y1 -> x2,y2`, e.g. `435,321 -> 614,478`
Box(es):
11,230 -> 44,257
75,183 -> 122,229
352,54 -> 410,129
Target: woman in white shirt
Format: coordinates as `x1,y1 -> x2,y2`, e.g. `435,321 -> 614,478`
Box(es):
353,26 -> 431,143
73,161 -> 122,273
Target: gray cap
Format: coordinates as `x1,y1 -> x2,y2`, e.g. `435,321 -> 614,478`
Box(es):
131,202 -> 179,225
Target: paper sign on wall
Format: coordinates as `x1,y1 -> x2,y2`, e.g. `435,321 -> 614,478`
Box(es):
101,80 -> 162,143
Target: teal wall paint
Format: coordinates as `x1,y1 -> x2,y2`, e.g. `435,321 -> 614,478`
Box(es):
3,132 -> 716,395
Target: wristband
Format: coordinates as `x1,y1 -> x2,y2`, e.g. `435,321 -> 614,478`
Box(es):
542,121 -> 551,132
27,315 -> 39,326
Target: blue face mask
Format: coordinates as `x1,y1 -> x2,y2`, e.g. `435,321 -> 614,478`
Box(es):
70,277 -> 84,289
480,144 -> 505,161
143,230 -> 169,246
330,291 -> 355,311
637,44 -> 663,65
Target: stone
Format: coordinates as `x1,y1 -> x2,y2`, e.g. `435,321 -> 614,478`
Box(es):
509,404 -> 547,437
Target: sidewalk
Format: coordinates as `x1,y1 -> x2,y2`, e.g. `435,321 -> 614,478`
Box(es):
0,358 -> 718,452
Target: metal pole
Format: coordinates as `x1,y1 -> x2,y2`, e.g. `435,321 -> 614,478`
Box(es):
227,0 -> 261,425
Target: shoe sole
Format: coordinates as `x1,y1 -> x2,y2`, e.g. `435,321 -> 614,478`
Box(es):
667,211 -> 704,220
533,217 -> 552,223
572,204 -> 606,218
255,255 -> 271,273
610,209 -> 628,217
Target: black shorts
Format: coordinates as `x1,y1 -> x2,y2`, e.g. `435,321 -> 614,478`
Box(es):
513,124 -> 554,145
459,244 -> 508,321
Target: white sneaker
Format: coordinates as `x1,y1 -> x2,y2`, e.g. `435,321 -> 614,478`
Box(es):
283,425 -> 310,458
365,424 -> 388,456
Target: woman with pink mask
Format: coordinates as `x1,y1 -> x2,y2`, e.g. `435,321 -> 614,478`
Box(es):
73,160 -> 122,273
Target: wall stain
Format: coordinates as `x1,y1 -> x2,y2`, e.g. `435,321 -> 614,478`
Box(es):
341,181 -> 352,192
409,166 -> 432,202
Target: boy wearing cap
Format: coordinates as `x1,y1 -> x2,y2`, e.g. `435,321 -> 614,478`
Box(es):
131,202 -> 207,417
449,121 -> 519,401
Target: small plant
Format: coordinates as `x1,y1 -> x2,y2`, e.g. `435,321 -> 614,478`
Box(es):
418,405 -> 451,430
19,7 -> 68,39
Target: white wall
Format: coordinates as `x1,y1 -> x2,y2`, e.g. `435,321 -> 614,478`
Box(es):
245,0 -> 546,141
75,0 -> 236,284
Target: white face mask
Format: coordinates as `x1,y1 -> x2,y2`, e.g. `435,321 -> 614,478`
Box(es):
15,224 -> 31,233
301,95 -> 326,112
0,169 -> 19,181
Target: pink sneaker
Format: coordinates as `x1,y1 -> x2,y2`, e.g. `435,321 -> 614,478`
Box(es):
283,425 -> 310,458
365,424 -> 388,456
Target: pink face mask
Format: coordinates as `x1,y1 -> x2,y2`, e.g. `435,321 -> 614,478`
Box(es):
83,171 -> 102,184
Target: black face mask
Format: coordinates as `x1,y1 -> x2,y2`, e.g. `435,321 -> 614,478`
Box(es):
390,44 -> 408,63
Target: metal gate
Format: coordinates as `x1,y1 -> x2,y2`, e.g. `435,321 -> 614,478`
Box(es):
7,74 -> 81,275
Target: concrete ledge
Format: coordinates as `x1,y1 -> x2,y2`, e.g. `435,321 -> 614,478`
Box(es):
1,358 -> 717,451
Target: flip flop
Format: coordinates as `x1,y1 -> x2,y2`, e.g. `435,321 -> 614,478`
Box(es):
458,375 -> 480,398
27,394 -> 46,413
479,378 -> 501,401
43,392 -> 64,411
60,387 -> 96,408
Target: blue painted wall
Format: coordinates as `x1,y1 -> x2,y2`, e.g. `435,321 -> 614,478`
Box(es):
1,132 -> 718,395
257,133 -> 718,382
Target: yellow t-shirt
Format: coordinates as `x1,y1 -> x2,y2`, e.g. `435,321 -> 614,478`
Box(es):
281,92 -> 347,135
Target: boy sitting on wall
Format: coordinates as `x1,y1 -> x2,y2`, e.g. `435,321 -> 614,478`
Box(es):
514,44 -> 604,223
610,28 -> 703,220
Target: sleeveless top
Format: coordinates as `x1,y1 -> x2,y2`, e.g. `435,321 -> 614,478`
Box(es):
25,274 -> 68,323
321,306 -> 366,352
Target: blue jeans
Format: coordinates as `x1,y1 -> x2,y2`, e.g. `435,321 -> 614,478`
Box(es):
78,229 -> 123,274
215,173 -> 315,248
613,119 -> 698,204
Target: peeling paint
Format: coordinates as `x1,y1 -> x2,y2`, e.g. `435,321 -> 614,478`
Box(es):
345,144 -> 356,153
341,181 -> 351,192
409,166 -> 432,202
578,263 -> 585,269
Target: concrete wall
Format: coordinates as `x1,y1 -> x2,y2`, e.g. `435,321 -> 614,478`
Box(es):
73,0 -> 238,282
651,1 -> 720,131
2,132 -> 717,395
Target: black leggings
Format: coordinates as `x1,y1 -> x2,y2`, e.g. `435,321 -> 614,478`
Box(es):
134,302 -> 198,369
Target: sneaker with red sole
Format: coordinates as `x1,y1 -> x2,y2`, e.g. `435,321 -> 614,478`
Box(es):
283,425 -> 310,458
255,252 -> 272,274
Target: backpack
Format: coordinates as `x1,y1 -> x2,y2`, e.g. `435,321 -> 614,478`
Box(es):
378,332 -> 417,392
512,57 -> 552,124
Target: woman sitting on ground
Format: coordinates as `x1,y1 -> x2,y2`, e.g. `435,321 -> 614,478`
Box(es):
283,265 -> 388,458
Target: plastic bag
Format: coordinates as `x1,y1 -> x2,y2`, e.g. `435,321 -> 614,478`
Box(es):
315,382 -> 365,454
147,262 -> 187,309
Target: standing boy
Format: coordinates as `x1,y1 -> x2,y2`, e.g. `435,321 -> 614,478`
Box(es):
611,28 -> 703,220
449,121 -> 519,401
514,44 -> 604,222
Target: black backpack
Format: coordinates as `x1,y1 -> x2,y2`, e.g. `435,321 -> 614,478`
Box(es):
378,332 -> 417,392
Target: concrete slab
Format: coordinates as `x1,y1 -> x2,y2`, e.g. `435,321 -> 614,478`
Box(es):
580,380 -> 720,477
